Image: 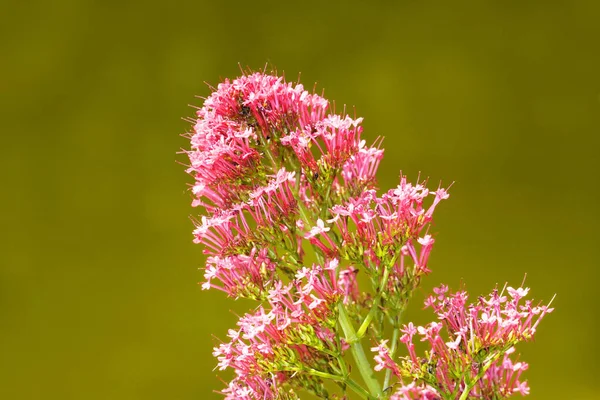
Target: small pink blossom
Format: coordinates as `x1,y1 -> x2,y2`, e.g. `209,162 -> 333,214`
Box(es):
390,382 -> 440,400
371,340 -> 402,378
304,218 -> 330,239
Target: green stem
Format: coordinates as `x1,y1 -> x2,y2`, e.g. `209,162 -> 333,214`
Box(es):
383,325 -> 400,390
356,300 -> 378,339
356,260 -> 393,339
338,303 -> 383,398
259,134 -> 279,173
345,378 -> 375,400
287,367 -> 373,400
458,353 -> 502,400
297,198 -> 312,227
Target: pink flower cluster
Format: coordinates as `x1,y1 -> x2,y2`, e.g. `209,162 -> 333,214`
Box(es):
184,70 -> 550,399
186,71 -> 447,303
192,167 -> 298,258
213,262 -> 346,399
203,247 -> 277,298
372,284 -> 553,399
187,72 -> 429,398
323,182 -> 449,311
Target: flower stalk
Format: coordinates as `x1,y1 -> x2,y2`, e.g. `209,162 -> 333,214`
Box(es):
338,303 -> 382,398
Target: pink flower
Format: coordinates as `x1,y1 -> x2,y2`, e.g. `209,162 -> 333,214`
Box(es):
371,340 -> 402,378
507,286 -> 530,301
445,332 -> 462,350
390,382 -> 440,400
338,266 -> 359,304
433,284 -> 448,300
304,218 -> 330,239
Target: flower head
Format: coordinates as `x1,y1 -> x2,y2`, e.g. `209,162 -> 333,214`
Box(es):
183,70 -> 550,400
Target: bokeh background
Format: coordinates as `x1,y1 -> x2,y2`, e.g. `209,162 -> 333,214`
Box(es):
2,1 -> 599,399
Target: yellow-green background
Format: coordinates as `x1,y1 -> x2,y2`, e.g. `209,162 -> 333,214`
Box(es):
2,1 -> 598,399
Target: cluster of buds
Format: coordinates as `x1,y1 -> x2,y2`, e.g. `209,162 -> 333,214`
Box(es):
183,70 -> 552,399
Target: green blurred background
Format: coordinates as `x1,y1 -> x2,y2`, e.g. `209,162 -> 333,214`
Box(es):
2,0 -> 599,399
